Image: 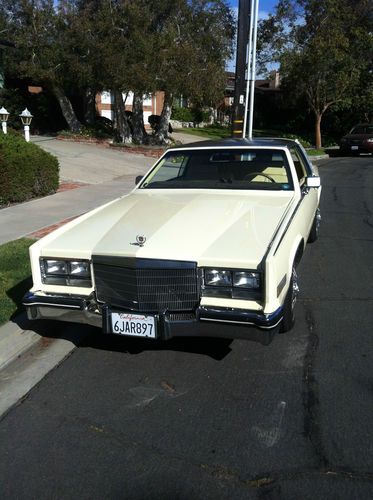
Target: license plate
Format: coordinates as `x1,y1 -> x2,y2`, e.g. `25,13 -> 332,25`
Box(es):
111,312 -> 156,338
351,146 -> 359,150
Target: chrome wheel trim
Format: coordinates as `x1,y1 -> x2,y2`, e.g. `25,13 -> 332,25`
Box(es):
291,268 -> 299,311
315,208 -> 321,235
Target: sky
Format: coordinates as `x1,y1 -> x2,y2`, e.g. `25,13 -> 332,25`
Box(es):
228,0 -> 278,22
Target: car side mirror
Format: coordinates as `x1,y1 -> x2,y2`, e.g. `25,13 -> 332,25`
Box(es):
135,175 -> 143,185
306,176 -> 321,188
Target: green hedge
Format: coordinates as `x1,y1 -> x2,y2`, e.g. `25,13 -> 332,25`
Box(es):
0,131 -> 59,205
171,107 -> 211,124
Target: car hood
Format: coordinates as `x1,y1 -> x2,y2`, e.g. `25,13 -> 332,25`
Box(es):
343,133 -> 372,141
40,190 -> 294,268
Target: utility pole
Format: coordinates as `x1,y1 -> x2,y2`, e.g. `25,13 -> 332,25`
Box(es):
231,0 -> 250,138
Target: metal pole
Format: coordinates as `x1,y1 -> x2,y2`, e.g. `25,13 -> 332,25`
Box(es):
243,0 -> 255,138
24,125 -> 30,142
248,0 -> 259,140
231,0 -> 250,138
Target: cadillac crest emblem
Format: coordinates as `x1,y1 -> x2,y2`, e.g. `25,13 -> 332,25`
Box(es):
133,235 -> 146,247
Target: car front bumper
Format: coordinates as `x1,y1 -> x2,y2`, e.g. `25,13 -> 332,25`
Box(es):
340,142 -> 373,153
23,292 -> 283,345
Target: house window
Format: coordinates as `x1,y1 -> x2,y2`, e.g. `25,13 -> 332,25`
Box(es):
143,94 -> 152,106
101,109 -> 113,120
101,91 -> 112,104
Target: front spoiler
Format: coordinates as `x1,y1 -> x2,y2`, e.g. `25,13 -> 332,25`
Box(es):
23,292 -> 283,345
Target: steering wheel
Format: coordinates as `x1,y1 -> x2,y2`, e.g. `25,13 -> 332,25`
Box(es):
244,172 -> 276,183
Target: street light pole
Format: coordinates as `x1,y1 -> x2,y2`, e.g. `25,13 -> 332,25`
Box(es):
0,107 -> 9,133
19,108 -> 33,142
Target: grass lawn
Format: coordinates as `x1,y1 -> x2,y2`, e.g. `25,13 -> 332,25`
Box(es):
0,238 -> 35,326
177,126 -> 231,139
305,149 -> 326,156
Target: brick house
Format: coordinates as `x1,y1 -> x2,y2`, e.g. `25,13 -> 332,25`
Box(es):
96,91 -> 165,128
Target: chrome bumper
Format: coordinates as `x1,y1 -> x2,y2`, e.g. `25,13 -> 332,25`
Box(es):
23,292 -> 283,345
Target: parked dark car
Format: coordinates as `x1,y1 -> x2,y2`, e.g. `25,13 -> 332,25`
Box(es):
340,123 -> 373,154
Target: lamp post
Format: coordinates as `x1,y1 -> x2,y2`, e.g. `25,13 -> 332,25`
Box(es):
19,108 -> 33,142
0,106 -> 9,134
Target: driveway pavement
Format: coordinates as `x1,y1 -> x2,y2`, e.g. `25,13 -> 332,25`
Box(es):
31,136 -> 154,184
31,132 -> 207,184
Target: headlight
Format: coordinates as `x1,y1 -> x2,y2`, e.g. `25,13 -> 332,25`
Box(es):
40,258 -> 91,287
204,269 -> 232,286
43,260 -> 67,275
203,268 -> 262,299
366,138 -> 373,143
233,271 -> 260,289
70,261 -> 90,277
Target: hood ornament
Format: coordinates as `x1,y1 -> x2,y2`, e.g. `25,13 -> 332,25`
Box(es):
131,235 -> 146,247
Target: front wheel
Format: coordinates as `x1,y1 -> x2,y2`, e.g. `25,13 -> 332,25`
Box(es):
280,267 -> 299,333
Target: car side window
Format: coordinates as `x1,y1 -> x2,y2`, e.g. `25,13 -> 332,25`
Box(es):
143,155 -> 187,185
290,147 -> 307,185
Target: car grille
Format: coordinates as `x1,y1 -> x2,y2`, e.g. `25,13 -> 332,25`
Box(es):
92,256 -> 199,312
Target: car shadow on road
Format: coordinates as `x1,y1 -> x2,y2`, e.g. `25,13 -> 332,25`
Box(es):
24,319 -> 233,361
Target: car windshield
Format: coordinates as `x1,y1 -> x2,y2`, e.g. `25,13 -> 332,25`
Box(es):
351,125 -> 373,134
140,148 -> 293,190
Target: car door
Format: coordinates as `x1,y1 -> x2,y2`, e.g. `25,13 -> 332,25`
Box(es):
289,146 -> 319,238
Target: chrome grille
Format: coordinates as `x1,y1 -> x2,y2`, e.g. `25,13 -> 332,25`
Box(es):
92,256 -> 199,312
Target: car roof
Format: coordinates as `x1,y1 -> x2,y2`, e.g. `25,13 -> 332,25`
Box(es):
170,137 -> 299,150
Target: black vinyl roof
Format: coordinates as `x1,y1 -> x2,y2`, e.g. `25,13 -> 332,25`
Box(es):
171,137 -> 299,150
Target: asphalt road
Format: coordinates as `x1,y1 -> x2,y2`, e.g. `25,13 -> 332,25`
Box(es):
0,156 -> 372,499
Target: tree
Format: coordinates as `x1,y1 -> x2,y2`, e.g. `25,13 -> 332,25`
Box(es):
258,0 -> 373,148
149,0 -> 234,143
1,0 -> 84,132
1,0 -> 235,143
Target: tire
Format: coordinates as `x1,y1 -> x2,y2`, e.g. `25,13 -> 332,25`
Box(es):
279,267 -> 299,333
308,208 -> 321,243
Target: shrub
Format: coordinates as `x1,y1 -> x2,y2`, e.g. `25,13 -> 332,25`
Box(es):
0,130 -> 59,205
171,107 -> 195,122
171,106 -> 211,124
59,118 -> 114,140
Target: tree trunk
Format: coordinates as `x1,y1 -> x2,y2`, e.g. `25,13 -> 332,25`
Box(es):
112,89 -> 132,143
51,84 -> 82,133
84,88 -> 96,125
208,107 -> 216,125
154,91 -> 173,144
314,112 -> 322,149
132,92 -> 147,144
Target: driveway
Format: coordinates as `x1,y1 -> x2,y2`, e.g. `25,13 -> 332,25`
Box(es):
31,136 -> 152,184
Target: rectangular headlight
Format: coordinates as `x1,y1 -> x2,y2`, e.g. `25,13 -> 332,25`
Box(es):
43,260 -> 68,275
204,269 -> 232,286
233,271 -> 260,289
70,261 -> 90,277
40,258 -> 91,287
202,267 -> 262,300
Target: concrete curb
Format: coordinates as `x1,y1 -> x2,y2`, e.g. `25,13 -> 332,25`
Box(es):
310,154 -> 330,161
0,314 -> 91,418
0,314 -> 41,372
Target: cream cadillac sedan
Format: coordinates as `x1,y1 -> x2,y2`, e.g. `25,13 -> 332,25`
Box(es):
24,138 -> 321,344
